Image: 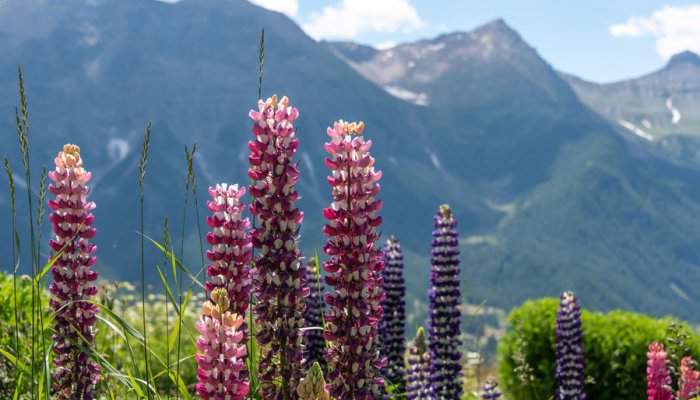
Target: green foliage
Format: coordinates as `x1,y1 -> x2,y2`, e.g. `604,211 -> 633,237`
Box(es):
0,272 -> 204,399
0,273 -> 51,398
498,297 -> 700,400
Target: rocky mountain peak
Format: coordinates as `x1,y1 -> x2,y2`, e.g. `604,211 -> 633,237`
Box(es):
666,50 -> 700,69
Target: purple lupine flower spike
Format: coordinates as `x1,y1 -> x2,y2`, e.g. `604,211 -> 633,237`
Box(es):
481,377 -> 502,399
48,144 -> 100,399
204,183 -> 252,384
406,327 -> 434,400
303,259 -> 326,370
428,204 -> 463,399
248,95 -> 310,398
381,235 -> 406,389
322,120 -> 386,399
195,288 -> 249,399
556,291 -> 586,400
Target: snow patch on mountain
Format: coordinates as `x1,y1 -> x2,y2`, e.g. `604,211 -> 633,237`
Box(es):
618,119 -> 654,141
425,43 -> 445,52
666,97 -> 681,125
426,149 -> 442,169
107,138 -> 129,162
383,85 -> 429,106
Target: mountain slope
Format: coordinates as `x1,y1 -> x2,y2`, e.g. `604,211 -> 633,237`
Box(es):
328,19 -> 579,110
2,4 -> 700,324
563,51 -> 700,142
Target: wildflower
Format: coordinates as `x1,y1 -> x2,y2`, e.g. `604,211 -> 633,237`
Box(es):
406,327 -> 434,400
195,287 -> 249,399
205,183 -> 252,316
428,204 -> 463,399
322,120 -> 386,399
646,342 -> 672,400
48,144 -> 100,399
481,377 -> 501,400
304,259 -> 326,370
297,361 -> 331,400
380,235 -> 407,389
555,291 -> 585,400
678,356 -> 700,400
248,95 -> 309,398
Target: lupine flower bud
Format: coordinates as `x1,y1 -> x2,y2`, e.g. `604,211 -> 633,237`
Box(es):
195,287 -> 249,400
322,120 -> 386,399
678,356 -> 700,400
646,342 -> 672,400
555,291 -> 585,400
406,327 -> 434,400
248,95 -> 310,398
304,259 -> 326,370
428,204 -> 463,399
481,377 -> 501,400
297,361 -> 331,400
48,144 -> 100,399
381,235 -> 407,389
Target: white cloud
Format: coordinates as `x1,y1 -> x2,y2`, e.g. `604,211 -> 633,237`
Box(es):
610,5 -> 700,59
302,0 -> 423,40
249,0 -> 298,17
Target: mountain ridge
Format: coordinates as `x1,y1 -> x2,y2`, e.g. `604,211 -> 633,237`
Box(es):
2,1 -> 700,324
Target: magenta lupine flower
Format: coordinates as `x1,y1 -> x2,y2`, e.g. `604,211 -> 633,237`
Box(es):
196,287 -> 249,399
47,144 -> 100,399
555,291 -> 585,400
381,235 -> 406,389
204,183 -> 252,378
678,356 -> 700,400
428,204 -> 463,399
322,120 -> 386,399
303,259 -> 326,370
646,342 -> 672,400
205,184 -> 252,316
248,95 -> 310,398
406,327 -> 434,400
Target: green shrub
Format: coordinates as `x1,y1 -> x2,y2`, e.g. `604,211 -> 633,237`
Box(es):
498,297 -> 700,400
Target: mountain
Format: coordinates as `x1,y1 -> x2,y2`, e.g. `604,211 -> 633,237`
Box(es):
0,0 -> 467,297
328,19 -> 579,111
2,2 -> 700,324
563,51 -> 700,168
328,22 -> 700,319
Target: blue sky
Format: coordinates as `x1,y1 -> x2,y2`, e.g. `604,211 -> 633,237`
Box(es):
243,0 -> 700,83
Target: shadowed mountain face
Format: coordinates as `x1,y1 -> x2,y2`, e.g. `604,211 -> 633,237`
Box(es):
2,0 -> 700,322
